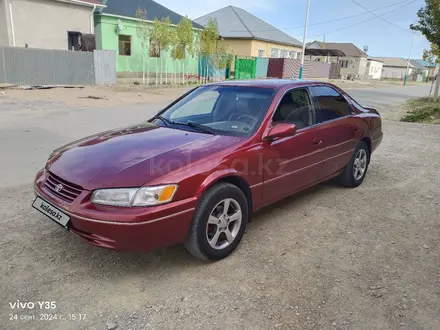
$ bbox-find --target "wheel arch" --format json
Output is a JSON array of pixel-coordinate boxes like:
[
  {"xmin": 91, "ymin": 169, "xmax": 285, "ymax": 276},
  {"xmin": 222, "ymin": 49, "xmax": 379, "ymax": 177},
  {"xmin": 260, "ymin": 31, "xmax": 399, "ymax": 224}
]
[
  {"xmin": 360, "ymin": 136, "xmax": 372, "ymax": 157},
  {"xmin": 197, "ymin": 172, "xmax": 253, "ymax": 221}
]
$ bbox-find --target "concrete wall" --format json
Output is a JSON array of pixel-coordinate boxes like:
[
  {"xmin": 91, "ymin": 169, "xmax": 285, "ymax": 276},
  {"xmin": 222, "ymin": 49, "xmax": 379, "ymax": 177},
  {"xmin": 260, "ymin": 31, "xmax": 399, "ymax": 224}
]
[
  {"xmin": 95, "ymin": 14, "xmax": 200, "ymax": 75},
  {"xmin": 381, "ymin": 66, "xmax": 412, "ymax": 80},
  {"xmin": 366, "ymin": 60, "xmax": 383, "ymax": 79},
  {"xmin": 9, "ymin": 0, "xmax": 93, "ymax": 49},
  {"xmin": 0, "ymin": 0, "xmax": 11, "ymax": 46}
]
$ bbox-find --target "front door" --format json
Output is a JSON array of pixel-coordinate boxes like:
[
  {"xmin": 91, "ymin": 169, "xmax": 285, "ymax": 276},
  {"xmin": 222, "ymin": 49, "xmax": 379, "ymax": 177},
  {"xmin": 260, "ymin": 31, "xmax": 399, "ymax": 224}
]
[{"xmin": 261, "ymin": 88, "xmax": 324, "ymax": 204}]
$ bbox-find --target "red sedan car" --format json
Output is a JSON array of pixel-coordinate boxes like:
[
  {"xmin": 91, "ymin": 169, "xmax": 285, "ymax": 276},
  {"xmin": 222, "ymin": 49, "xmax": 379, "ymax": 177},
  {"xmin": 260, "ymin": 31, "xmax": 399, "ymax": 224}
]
[{"xmin": 33, "ymin": 80, "xmax": 383, "ymax": 260}]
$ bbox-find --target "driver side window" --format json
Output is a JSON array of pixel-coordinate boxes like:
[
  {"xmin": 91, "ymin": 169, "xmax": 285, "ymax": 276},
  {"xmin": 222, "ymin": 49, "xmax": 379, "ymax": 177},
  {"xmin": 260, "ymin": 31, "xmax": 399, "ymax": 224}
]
[{"xmin": 273, "ymin": 89, "xmax": 315, "ymax": 130}]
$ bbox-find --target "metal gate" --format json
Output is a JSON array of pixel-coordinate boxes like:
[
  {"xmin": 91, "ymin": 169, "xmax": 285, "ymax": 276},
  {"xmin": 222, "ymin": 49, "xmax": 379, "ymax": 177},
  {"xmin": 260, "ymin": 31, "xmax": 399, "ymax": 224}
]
[
  {"xmin": 94, "ymin": 50, "xmax": 116, "ymax": 85},
  {"xmin": 234, "ymin": 56, "xmax": 256, "ymax": 80}
]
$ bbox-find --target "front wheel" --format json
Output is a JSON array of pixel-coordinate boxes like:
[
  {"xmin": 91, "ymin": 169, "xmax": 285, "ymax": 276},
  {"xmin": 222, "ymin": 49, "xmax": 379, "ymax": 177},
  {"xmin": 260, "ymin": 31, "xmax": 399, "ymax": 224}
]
[
  {"xmin": 184, "ymin": 183, "xmax": 248, "ymax": 261},
  {"xmin": 338, "ymin": 141, "xmax": 370, "ymax": 188}
]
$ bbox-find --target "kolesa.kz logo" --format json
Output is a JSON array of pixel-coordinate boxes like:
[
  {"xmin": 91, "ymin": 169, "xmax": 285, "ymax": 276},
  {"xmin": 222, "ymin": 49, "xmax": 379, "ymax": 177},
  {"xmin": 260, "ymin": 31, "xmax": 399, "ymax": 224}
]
[{"xmin": 40, "ymin": 202, "xmax": 64, "ymax": 221}]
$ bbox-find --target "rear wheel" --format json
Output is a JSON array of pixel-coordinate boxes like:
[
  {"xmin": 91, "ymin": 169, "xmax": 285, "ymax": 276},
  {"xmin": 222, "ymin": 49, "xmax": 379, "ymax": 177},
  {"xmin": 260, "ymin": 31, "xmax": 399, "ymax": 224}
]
[
  {"xmin": 184, "ymin": 183, "xmax": 248, "ymax": 261},
  {"xmin": 338, "ymin": 141, "xmax": 370, "ymax": 188}
]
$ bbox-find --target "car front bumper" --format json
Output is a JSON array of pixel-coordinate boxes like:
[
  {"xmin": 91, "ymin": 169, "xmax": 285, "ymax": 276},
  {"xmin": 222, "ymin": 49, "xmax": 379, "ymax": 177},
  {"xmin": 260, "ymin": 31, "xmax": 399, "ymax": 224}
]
[{"xmin": 33, "ymin": 169, "xmax": 197, "ymax": 251}]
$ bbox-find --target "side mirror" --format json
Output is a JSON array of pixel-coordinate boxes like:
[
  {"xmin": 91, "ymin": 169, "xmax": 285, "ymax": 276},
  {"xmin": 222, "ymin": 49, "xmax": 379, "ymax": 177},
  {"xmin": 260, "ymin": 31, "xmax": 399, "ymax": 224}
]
[{"xmin": 264, "ymin": 123, "xmax": 297, "ymax": 140}]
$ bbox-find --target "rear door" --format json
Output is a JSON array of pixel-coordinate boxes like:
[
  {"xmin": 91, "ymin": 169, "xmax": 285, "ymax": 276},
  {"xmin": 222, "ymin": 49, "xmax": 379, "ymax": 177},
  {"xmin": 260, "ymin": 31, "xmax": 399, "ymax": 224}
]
[{"xmin": 309, "ymin": 85, "xmax": 360, "ymax": 178}]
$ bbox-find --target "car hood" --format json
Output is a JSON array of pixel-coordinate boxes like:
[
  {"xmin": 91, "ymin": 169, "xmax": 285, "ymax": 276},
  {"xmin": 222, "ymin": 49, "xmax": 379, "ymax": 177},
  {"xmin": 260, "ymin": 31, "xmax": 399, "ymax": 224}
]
[{"xmin": 47, "ymin": 123, "xmax": 242, "ymax": 190}]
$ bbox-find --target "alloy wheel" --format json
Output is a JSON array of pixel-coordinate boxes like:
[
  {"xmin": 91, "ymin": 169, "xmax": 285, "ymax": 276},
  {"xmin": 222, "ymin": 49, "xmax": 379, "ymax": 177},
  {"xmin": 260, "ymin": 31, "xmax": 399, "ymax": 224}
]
[
  {"xmin": 353, "ymin": 149, "xmax": 368, "ymax": 181},
  {"xmin": 206, "ymin": 198, "xmax": 242, "ymax": 250}
]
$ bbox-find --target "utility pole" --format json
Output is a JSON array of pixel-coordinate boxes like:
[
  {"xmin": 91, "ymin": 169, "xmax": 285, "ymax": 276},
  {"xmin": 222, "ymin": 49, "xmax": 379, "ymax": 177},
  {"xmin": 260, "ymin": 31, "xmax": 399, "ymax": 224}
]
[
  {"xmin": 404, "ymin": 32, "xmax": 415, "ymax": 86},
  {"xmin": 323, "ymin": 34, "xmax": 328, "ymax": 62},
  {"xmin": 299, "ymin": 0, "xmax": 311, "ymax": 79},
  {"xmin": 434, "ymin": 63, "xmax": 440, "ymax": 101}
]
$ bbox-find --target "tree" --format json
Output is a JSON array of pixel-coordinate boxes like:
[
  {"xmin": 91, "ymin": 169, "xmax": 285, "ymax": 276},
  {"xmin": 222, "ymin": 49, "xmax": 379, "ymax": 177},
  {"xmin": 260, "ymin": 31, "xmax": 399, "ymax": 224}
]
[
  {"xmin": 422, "ymin": 44, "xmax": 440, "ymax": 63},
  {"xmin": 200, "ymin": 18, "xmax": 221, "ymax": 83},
  {"xmin": 211, "ymin": 40, "xmax": 230, "ymax": 81},
  {"xmin": 410, "ymin": 0, "xmax": 440, "ymax": 98},
  {"xmin": 150, "ymin": 17, "xmax": 173, "ymax": 85},
  {"xmin": 135, "ymin": 8, "xmax": 150, "ymax": 85},
  {"xmin": 172, "ymin": 17, "xmax": 194, "ymax": 84}
]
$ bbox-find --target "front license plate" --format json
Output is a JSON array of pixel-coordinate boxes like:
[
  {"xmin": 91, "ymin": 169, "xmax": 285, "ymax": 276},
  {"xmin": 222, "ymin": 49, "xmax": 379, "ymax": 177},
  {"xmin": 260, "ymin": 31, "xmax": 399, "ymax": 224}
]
[{"xmin": 32, "ymin": 197, "xmax": 70, "ymax": 228}]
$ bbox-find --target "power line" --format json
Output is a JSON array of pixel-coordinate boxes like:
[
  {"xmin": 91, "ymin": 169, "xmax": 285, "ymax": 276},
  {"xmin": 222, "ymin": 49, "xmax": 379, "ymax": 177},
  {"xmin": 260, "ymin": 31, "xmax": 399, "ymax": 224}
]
[
  {"xmin": 226, "ymin": 0, "xmax": 416, "ymax": 33},
  {"xmin": 303, "ymin": 0, "xmax": 419, "ymax": 40},
  {"xmin": 351, "ymin": 0, "xmax": 414, "ymax": 32}
]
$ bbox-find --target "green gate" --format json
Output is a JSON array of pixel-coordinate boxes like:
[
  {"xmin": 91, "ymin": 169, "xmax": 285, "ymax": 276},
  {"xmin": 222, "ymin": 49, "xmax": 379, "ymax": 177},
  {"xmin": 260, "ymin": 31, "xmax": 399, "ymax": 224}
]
[{"xmin": 234, "ymin": 56, "xmax": 256, "ymax": 80}]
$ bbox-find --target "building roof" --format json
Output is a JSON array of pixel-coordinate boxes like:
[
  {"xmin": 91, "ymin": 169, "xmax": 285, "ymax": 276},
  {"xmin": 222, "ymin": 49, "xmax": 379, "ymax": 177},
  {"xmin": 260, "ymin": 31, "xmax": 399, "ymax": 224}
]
[
  {"xmin": 305, "ymin": 48, "xmax": 345, "ymax": 56},
  {"xmin": 371, "ymin": 57, "xmax": 414, "ymax": 68},
  {"xmin": 410, "ymin": 59, "xmax": 428, "ymax": 70},
  {"xmin": 307, "ymin": 41, "xmax": 368, "ymax": 57},
  {"xmin": 367, "ymin": 58, "xmax": 383, "ymax": 63},
  {"xmin": 56, "ymin": 0, "xmax": 105, "ymax": 7},
  {"xmin": 99, "ymin": 0, "xmax": 204, "ymax": 29},
  {"xmin": 414, "ymin": 59, "xmax": 436, "ymax": 68},
  {"xmin": 194, "ymin": 6, "xmax": 302, "ymax": 47}
]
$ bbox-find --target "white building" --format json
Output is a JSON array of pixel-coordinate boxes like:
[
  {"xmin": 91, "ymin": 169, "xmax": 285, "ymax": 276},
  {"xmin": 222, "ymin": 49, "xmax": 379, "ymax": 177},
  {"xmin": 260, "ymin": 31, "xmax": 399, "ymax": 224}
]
[
  {"xmin": 372, "ymin": 57, "xmax": 415, "ymax": 80},
  {"xmin": 366, "ymin": 59, "xmax": 383, "ymax": 80}
]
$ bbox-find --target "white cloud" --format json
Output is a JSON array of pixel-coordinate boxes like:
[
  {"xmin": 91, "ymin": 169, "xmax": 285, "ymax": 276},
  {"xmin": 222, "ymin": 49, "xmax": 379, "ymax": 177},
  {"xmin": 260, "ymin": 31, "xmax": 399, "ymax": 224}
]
[{"xmin": 157, "ymin": 0, "xmax": 281, "ymax": 20}]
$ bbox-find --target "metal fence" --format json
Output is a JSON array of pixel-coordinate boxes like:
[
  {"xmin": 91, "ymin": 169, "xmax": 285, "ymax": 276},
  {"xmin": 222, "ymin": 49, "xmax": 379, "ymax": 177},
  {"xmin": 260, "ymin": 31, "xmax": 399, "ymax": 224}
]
[{"xmin": 0, "ymin": 46, "xmax": 116, "ymax": 85}]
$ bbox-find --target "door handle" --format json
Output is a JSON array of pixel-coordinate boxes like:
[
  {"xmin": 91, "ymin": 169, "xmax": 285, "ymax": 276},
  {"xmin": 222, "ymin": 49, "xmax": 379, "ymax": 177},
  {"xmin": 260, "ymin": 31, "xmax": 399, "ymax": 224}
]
[{"xmin": 312, "ymin": 138, "xmax": 323, "ymax": 146}]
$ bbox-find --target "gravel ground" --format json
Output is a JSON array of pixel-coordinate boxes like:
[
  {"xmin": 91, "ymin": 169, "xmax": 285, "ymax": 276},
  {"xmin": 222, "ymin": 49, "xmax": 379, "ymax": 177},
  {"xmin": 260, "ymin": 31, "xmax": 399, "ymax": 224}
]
[{"xmin": 1, "ymin": 85, "xmax": 439, "ymax": 330}]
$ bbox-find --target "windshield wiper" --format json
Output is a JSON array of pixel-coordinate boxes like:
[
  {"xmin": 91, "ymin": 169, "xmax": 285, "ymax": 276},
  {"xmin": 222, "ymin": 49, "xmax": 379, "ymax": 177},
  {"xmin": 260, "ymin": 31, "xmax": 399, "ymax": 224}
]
[
  {"xmin": 154, "ymin": 115, "xmax": 172, "ymax": 127},
  {"xmin": 185, "ymin": 121, "xmax": 216, "ymax": 135},
  {"xmin": 154, "ymin": 116, "xmax": 215, "ymax": 135}
]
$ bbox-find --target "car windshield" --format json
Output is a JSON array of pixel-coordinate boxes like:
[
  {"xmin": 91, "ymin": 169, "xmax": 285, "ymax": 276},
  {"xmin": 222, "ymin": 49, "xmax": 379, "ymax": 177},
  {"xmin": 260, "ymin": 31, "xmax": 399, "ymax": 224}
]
[{"xmin": 152, "ymin": 85, "xmax": 275, "ymax": 136}]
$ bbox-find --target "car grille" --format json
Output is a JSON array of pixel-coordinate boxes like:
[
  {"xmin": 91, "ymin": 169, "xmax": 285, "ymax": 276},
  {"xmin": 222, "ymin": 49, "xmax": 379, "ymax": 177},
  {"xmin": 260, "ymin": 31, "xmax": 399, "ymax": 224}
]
[{"xmin": 44, "ymin": 171, "xmax": 83, "ymax": 203}]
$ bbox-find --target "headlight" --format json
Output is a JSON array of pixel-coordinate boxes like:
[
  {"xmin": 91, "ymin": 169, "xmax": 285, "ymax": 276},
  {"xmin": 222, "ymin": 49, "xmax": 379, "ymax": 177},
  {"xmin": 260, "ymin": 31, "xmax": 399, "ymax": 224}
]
[{"xmin": 91, "ymin": 185, "xmax": 178, "ymax": 207}]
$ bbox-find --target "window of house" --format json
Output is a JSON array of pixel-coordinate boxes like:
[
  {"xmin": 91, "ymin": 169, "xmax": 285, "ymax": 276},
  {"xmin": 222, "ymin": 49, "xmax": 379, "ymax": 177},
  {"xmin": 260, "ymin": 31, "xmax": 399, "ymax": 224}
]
[
  {"xmin": 310, "ymin": 86, "xmax": 352, "ymax": 122},
  {"xmin": 271, "ymin": 48, "xmax": 280, "ymax": 58},
  {"xmin": 258, "ymin": 49, "xmax": 264, "ymax": 57},
  {"xmin": 273, "ymin": 89, "xmax": 314, "ymax": 129},
  {"xmin": 289, "ymin": 51, "xmax": 297, "ymax": 59},
  {"xmin": 118, "ymin": 35, "xmax": 131, "ymax": 56},
  {"xmin": 340, "ymin": 60, "xmax": 348, "ymax": 68},
  {"xmin": 68, "ymin": 31, "xmax": 81, "ymax": 51},
  {"xmin": 149, "ymin": 40, "xmax": 160, "ymax": 58},
  {"xmin": 280, "ymin": 49, "xmax": 288, "ymax": 58}
]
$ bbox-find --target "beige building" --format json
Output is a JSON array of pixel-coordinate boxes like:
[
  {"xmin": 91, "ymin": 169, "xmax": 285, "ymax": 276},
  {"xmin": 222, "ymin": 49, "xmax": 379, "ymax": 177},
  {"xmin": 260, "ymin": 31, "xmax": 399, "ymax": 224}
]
[
  {"xmin": 195, "ymin": 5, "xmax": 302, "ymax": 59},
  {"xmin": 0, "ymin": 0, "xmax": 104, "ymax": 50}
]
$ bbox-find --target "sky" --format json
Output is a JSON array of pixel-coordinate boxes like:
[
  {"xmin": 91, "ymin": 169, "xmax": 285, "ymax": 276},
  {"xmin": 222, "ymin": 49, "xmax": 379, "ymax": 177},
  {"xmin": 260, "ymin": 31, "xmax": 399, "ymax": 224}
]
[{"xmin": 157, "ymin": 0, "xmax": 431, "ymax": 59}]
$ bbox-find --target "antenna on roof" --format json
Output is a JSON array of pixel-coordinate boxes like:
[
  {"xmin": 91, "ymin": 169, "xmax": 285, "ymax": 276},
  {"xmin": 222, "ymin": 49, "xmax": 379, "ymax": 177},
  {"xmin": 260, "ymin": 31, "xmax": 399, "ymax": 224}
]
[{"xmin": 363, "ymin": 45, "xmax": 368, "ymax": 53}]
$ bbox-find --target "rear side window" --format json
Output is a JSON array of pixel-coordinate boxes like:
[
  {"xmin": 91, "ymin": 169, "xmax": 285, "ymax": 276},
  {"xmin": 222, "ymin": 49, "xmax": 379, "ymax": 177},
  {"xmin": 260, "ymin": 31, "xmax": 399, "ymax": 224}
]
[{"xmin": 310, "ymin": 86, "xmax": 351, "ymax": 122}]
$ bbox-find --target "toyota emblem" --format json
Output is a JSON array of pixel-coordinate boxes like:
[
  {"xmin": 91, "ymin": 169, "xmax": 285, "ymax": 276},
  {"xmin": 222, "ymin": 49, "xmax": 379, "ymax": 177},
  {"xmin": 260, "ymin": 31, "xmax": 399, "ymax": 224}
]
[{"xmin": 54, "ymin": 184, "xmax": 63, "ymax": 192}]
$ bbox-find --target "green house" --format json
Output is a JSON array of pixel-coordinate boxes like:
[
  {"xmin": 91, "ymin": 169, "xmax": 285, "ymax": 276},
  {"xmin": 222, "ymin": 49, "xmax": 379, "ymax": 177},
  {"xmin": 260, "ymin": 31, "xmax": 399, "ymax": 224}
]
[{"xmin": 94, "ymin": 0, "xmax": 203, "ymax": 78}]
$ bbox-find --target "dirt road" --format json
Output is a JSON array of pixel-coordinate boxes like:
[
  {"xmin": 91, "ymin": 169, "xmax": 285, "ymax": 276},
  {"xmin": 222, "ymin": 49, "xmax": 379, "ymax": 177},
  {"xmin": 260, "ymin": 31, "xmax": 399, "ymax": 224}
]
[{"xmin": 1, "ymin": 84, "xmax": 439, "ymax": 330}]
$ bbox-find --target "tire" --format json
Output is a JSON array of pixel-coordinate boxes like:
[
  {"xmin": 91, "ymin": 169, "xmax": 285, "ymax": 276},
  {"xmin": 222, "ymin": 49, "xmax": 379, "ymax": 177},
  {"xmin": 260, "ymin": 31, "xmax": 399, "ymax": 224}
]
[
  {"xmin": 184, "ymin": 183, "xmax": 249, "ymax": 261},
  {"xmin": 338, "ymin": 140, "xmax": 370, "ymax": 188}
]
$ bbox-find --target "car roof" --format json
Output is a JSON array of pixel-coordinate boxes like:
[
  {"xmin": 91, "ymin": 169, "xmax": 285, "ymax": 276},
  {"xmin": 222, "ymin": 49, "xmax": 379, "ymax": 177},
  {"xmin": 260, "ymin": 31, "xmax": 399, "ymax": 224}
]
[{"xmin": 204, "ymin": 79, "xmax": 333, "ymax": 90}]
